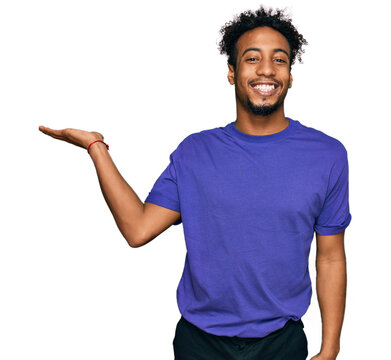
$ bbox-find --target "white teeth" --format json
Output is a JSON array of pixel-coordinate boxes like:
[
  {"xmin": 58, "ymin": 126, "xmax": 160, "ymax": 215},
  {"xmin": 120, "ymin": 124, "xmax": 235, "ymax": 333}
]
[{"xmin": 254, "ymin": 84, "xmax": 275, "ymax": 91}]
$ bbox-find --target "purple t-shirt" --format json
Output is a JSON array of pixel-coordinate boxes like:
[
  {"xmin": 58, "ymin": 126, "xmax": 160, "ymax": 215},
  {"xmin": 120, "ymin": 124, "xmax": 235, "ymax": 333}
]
[{"xmin": 145, "ymin": 117, "xmax": 352, "ymax": 337}]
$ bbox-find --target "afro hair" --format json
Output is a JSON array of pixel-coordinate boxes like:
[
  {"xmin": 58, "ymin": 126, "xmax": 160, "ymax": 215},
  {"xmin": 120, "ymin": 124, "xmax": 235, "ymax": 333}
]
[{"xmin": 218, "ymin": 5, "xmax": 308, "ymax": 71}]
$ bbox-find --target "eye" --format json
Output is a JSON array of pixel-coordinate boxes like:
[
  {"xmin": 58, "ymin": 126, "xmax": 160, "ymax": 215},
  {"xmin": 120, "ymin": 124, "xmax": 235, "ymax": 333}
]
[
  {"xmin": 246, "ymin": 57, "xmax": 258, "ymax": 62},
  {"xmin": 274, "ymin": 58, "xmax": 286, "ymax": 63}
]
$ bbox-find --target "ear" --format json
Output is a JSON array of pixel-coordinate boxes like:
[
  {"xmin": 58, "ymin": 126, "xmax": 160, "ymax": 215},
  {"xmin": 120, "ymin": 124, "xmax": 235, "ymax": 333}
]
[
  {"xmin": 227, "ymin": 63, "xmax": 235, "ymax": 85},
  {"xmin": 288, "ymin": 73, "xmax": 293, "ymax": 88}
]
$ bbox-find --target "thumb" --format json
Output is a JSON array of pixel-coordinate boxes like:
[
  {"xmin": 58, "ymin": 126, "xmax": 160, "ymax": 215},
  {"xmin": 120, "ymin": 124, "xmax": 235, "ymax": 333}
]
[{"xmin": 91, "ymin": 131, "xmax": 104, "ymax": 140}]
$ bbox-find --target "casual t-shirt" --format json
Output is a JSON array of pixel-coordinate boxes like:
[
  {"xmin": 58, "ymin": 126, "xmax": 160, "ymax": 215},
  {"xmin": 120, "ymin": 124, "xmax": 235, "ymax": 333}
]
[{"xmin": 144, "ymin": 117, "xmax": 352, "ymax": 338}]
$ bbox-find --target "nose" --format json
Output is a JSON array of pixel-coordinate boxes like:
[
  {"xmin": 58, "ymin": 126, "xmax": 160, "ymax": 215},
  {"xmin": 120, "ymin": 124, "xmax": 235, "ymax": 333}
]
[{"xmin": 256, "ymin": 58, "xmax": 276, "ymax": 77}]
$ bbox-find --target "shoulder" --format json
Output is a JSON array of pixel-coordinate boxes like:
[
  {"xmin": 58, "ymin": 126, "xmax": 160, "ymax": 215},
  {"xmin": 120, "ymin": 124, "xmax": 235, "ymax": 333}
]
[
  {"xmin": 173, "ymin": 124, "xmax": 226, "ymax": 154},
  {"xmin": 295, "ymin": 120, "xmax": 348, "ymax": 160}
]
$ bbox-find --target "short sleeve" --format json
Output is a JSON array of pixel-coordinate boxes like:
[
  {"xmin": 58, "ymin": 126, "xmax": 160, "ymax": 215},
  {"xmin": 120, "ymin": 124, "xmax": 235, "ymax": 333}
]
[
  {"xmin": 314, "ymin": 144, "xmax": 352, "ymax": 235},
  {"xmin": 144, "ymin": 150, "xmax": 182, "ymax": 226}
]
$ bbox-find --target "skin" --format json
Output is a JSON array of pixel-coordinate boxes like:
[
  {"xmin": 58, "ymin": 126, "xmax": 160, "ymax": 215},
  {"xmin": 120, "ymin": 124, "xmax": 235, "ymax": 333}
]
[
  {"xmin": 313, "ymin": 231, "xmax": 346, "ymax": 360},
  {"xmin": 227, "ymin": 26, "xmax": 293, "ymax": 136},
  {"xmin": 228, "ymin": 26, "xmax": 345, "ymax": 360},
  {"xmin": 39, "ymin": 24, "xmax": 345, "ymax": 360},
  {"xmin": 38, "ymin": 126, "xmax": 181, "ymax": 248}
]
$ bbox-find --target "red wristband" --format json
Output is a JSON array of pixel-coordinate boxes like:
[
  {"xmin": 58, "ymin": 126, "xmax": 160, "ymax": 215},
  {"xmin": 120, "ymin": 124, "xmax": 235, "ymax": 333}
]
[{"xmin": 87, "ymin": 139, "xmax": 109, "ymax": 154}]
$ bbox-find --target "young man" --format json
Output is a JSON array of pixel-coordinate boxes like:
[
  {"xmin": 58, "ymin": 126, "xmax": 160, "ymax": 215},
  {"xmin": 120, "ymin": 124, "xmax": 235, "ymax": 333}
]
[{"xmin": 39, "ymin": 6, "xmax": 351, "ymax": 360}]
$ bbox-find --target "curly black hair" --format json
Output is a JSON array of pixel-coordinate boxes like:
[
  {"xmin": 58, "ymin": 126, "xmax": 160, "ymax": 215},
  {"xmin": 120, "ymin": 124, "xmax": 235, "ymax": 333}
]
[{"xmin": 218, "ymin": 5, "xmax": 308, "ymax": 71}]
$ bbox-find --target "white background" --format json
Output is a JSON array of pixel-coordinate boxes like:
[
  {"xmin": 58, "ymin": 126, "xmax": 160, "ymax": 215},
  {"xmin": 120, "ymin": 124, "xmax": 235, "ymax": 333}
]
[{"xmin": 0, "ymin": 0, "xmax": 389, "ymax": 359}]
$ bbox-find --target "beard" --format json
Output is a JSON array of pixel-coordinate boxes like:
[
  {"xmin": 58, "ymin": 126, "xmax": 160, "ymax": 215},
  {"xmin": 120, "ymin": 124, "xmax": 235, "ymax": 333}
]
[
  {"xmin": 247, "ymin": 99, "xmax": 279, "ymax": 116},
  {"xmin": 247, "ymin": 96, "xmax": 284, "ymax": 116}
]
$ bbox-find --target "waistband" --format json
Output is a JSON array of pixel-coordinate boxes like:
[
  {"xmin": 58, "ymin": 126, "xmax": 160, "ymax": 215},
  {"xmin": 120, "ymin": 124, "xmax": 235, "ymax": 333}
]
[
  {"xmin": 230, "ymin": 318, "xmax": 304, "ymax": 342},
  {"xmin": 181, "ymin": 316, "xmax": 304, "ymax": 341}
]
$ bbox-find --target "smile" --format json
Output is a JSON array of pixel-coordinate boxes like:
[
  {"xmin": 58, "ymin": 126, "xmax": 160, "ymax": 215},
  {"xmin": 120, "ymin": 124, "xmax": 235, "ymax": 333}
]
[{"xmin": 250, "ymin": 83, "xmax": 280, "ymax": 97}]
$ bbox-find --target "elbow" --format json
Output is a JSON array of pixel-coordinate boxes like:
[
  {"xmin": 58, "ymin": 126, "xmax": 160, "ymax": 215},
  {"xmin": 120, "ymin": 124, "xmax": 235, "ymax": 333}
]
[
  {"xmin": 126, "ymin": 231, "xmax": 147, "ymax": 248},
  {"xmin": 128, "ymin": 233, "xmax": 155, "ymax": 248},
  {"xmin": 126, "ymin": 235, "xmax": 142, "ymax": 248},
  {"xmin": 128, "ymin": 239, "xmax": 144, "ymax": 248},
  {"xmin": 127, "ymin": 238, "xmax": 138, "ymax": 248},
  {"xmin": 119, "ymin": 220, "xmax": 146, "ymax": 248}
]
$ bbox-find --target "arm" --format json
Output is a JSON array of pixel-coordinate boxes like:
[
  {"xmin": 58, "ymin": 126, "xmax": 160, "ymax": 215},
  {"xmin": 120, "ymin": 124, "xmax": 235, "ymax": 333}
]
[
  {"xmin": 88, "ymin": 142, "xmax": 181, "ymax": 247},
  {"xmin": 313, "ymin": 230, "xmax": 347, "ymax": 359},
  {"xmin": 39, "ymin": 126, "xmax": 181, "ymax": 248}
]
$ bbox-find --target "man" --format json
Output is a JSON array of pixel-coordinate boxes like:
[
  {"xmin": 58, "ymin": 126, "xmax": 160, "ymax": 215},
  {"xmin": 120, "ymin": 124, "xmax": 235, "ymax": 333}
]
[{"xmin": 39, "ymin": 5, "xmax": 351, "ymax": 360}]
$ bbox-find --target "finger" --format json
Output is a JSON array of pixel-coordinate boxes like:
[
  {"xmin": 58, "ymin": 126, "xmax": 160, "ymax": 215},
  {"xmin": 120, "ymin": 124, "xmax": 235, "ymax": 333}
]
[
  {"xmin": 39, "ymin": 126, "xmax": 66, "ymax": 140},
  {"xmin": 39, "ymin": 126, "xmax": 87, "ymax": 149}
]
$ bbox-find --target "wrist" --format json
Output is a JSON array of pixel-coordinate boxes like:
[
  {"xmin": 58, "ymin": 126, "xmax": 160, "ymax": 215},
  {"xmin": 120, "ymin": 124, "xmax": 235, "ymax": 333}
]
[
  {"xmin": 87, "ymin": 139, "xmax": 109, "ymax": 155},
  {"xmin": 320, "ymin": 348, "xmax": 339, "ymax": 359}
]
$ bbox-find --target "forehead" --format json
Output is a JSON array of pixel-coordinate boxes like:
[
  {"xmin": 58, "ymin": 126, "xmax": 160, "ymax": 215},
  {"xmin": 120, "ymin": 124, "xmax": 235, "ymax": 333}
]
[{"xmin": 235, "ymin": 26, "xmax": 290, "ymax": 55}]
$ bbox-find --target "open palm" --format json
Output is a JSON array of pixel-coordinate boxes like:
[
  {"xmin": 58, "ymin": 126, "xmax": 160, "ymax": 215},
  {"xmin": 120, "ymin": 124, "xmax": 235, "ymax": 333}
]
[{"xmin": 39, "ymin": 126, "xmax": 103, "ymax": 150}]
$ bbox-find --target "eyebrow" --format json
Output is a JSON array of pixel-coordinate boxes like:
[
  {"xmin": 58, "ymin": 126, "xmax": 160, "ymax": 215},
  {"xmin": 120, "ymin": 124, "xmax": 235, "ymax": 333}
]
[{"xmin": 241, "ymin": 47, "xmax": 290, "ymax": 59}]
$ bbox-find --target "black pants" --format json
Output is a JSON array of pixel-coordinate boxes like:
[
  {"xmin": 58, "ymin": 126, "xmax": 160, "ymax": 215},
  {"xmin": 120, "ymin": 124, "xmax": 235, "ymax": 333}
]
[{"xmin": 173, "ymin": 316, "xmax": 308, "ymax": 360}]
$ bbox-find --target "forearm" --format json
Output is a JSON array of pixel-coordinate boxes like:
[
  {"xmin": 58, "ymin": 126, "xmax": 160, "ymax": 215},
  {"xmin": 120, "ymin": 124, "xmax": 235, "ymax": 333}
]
[
  {"xmin": 315, "ymin": 258, "xmax": 347, "ymax": 358},
  {"xmin": 88, "ymin": 142, "xmax": 144, "ymax": 246}
]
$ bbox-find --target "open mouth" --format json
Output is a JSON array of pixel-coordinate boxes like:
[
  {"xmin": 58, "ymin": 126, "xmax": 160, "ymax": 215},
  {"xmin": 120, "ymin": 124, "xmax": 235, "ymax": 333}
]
[{"xmin": 250, "ymin": 82, "xmax": 280, "ymax": 97}]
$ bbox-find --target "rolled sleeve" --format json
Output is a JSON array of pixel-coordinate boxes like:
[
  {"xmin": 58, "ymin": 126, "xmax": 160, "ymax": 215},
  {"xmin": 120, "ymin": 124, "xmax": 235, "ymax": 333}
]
[
  {"xmin": 314, "ymin": 144, "xmax": 352, "ymax": 235},
  {"xmin": 145, "ymin": 151, "xmax": 182, "ymax": 226}
]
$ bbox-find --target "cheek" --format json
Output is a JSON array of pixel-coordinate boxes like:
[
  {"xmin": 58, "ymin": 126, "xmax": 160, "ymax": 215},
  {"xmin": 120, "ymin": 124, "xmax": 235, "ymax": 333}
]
[
  {"xmin": 238, "ymin": 75, "xmax": 252, "ymax": 91},
  {"xmin": 279, "ymin": 78, "xmax": 290, "ymax": 91},
  {"xmin": 236, "ymin": 77, "xmax": 248, "ymax": 92}
]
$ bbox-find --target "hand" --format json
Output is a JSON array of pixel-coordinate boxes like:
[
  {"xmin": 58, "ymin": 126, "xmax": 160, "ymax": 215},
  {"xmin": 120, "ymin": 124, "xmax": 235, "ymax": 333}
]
[
  {"xmin": 39, "ymin": 126, "xmax": 104, "ymax": 150},
  {"xmin": 310, "ymin": 352, "xmax": 337, "ymax": 360}
]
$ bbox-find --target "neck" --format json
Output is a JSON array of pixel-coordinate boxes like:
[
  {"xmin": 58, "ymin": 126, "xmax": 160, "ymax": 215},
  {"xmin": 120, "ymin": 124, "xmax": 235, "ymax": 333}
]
[{"xmin": 234, "ymin": 102, "xmax": 288, "ymax": 136}]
